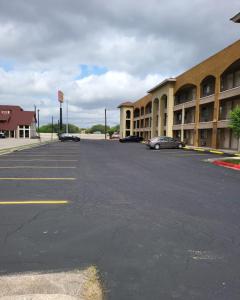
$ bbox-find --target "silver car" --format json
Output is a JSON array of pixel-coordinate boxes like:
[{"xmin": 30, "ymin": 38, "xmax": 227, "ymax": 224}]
[{"xmin": 147, "ymin": 136, "xmax": 185, "ymax": 150}]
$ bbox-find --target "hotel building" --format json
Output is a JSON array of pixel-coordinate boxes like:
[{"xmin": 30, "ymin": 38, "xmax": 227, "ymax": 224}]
[{"xmin": 118, "ymin": 39, "xmax": 240, "ymax": 151}]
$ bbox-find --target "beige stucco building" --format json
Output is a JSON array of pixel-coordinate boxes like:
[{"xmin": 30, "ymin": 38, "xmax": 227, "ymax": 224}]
[{"xmin": 118, "ymin": 39, "xmax": 240, "ymax": 151}]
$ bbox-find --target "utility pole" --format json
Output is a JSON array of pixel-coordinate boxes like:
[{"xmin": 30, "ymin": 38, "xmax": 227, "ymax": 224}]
[
  {"xmin": 60, "ymin": 102, "xmax": 63, "ymax": 131},
  {"xmin": 66, "ymin": 99, "xmax": 69, "ymax": 134},
  {"xmin": 37, "ymin": 109, "xmax": 40, "ymax": 133},
  {"xmin": 51, "ymin": 116, "xmax": 54, "ymax": 140},
  {"xmin": 105, "ymin": 108, "xmax": 107, "ymax": 140}
]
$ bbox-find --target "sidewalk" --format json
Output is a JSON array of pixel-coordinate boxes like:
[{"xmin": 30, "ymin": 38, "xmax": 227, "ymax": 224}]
[{"xmin": 0, "ymin": 134, "xmax": 58, "ymax": 154}]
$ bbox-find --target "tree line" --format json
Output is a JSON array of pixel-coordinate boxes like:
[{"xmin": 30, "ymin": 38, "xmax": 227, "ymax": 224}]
[{"xmin": 39, "ymin": 123, "xmax": 120, "ymax": 135}]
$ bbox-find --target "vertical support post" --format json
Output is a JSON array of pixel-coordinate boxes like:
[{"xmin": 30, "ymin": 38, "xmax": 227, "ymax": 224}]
[
  {"xmin": 66, "ymin": 99, "xmax": 69, "ymax": 134},
  {"xmin": 37, "ymin": 109, "xmax": 40, "ymax": 133},
  {"xmin": 60, "ymin": 103, "xmax": 63, "ymax": 131},
  {"xmin": 105, "ymin": 108, "xmax": 107, "ymax": 140},
  {"xmin": 51, "ymin": 116, "xmax": 54, "ymax": 140}
]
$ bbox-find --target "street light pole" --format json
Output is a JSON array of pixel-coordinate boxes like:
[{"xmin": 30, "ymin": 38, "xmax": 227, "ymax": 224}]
[
  {"xmin": 60, "ymin": 102, "xmax": 63, "ymax": 132},
  {"xmin": 105, "ymin": 108, "xmax": 107, "ymax": 140},
  {"xmin": 37, "ymin": 109, "xmax": 40, "ymax": 133},
  {"xmin": 66, "ymin": 99, "xmax": 69, "ymax": 134},
  {"xmin": 51, "ymin": 116, "xmax": 54, "ymax": 140}
]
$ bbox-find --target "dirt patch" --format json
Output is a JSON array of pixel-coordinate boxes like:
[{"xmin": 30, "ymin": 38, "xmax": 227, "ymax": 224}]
[{"xmin": 0, "ymin": 267, "xmax": 103, "ymax": 300}]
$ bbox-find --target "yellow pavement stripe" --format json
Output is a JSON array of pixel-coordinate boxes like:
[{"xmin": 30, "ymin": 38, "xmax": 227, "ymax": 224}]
[
  {"xmin": 0, "ymin": 166, "xmax": 76, "ymax": 169},
  {"xmin": 0, "ymin": 177, "xmax": 76, "ymax": 180},
  {"xmin": 0, "ymin": 159, "xmax": 78, "ymax": 162},
  {"xmin": 0, "ymin": 200, "xmax": 69, "ymax": 205},
  {"xmin": 11, "ymin": 155, "xmax": 77, "ymax": 157},
  {"xmin": 209, "ymin": 150, "xmax": 224, "ymax": 155}
]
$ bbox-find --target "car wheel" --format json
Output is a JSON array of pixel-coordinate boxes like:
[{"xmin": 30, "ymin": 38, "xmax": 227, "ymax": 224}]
[
  {"xmin": 178, "ymin": 143, "xmax": 183, "ymax": 149},
  {"xmin": 154, "ymin": 144, "xmax": 160, "ymax": 150}
]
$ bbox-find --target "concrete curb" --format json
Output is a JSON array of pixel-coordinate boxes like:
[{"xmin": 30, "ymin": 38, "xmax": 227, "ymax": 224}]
[{"xmin": 183, "ymin": 146, "xmax": 239, "ymax": 156}]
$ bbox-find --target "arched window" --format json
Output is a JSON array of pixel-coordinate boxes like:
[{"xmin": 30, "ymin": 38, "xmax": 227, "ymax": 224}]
[
  {"xmin": 200, "ymin": 76, "xmax": 215, "ymax": 97},
  {"xmin": 134, "ymin": 108, "xmax": 140, "ymax": 118},
  {"xmin": 126, "ymin": 110, "xmax": 131, "ymax": 119},
  {"xmin": 175, "ymin": 84, "xmax": 196, "ymax": 105},
  {"xmin": 221, "ymin": 59, "xmax": 240, "ymax": 91},
  {"xmin": 145, "ymin": 102, "xmax": 152, "ymax": 114}
]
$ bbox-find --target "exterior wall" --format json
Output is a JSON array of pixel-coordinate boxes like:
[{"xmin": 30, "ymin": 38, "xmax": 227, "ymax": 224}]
[
  {"xmin": 119, "ymin": 106, "xmax": 134, "ymax": 138},
  {"xmin": 150, "ymin": 82, "xmax": 175, "ymax": 138},
  {"xmin": 173, "ymin": 40, "xmax": 240, "ymax": 148},
  {"xmin": 118, "ymin": 39, "xmax": 240, "ymax": 150}
]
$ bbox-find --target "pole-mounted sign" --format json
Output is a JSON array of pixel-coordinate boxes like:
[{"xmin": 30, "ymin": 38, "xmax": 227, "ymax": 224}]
[
  {"xmin": 58, "ymin": 90, "xmax": 64, "ymax": 131},
  {"xmin": 58, "ymin": 90, "xmax": 64, "ymax": 103}
]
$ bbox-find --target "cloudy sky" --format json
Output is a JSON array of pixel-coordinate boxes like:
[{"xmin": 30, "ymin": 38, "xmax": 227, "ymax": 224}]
[{"xmin": 0, "ymin": 0, "xmax": 239, "ymax": 127}]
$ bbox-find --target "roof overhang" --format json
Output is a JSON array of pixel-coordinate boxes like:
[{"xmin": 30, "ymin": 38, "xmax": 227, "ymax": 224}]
[
  {"xmin": 117, "ymin": 102, "xmax": 134, "ymax": 108},
  {"xmin": 230, "ymin": 12, "xmax": 240, "ymax": 23},
  {"xmin": 147, "ymin": 78, "xmax": 176, "ymax": 93}
]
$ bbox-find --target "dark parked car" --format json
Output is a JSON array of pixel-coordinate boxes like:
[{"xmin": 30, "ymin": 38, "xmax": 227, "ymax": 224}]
[
  {"xmin": 59, "ymin": 133, "xmax": 80, "ymax": 142},
  {"xmin": 0, "ymin": 132, "xmax": 6, "ymax": 139},
  {"xmin": 147, "ymin": 136, "xmax": 185, "ymax": 150},
  {"xmin": 119, "ymin": 135, "xmax": 143, "ymax": 143}
]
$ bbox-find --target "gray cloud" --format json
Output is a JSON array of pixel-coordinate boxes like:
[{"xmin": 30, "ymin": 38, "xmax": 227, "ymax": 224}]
[{"xmin": 0, "ymin": 0, "xmax": 239, "ymax": 126}]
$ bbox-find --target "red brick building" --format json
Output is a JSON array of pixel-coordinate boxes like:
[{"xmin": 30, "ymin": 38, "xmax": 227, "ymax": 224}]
[{"xmin": 0, "ymin": 105, "xmax": 37, "ymax": 138}]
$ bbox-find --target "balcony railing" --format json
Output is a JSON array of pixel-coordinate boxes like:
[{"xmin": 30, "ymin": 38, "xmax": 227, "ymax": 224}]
[{"xmin": 220, "ymin": 86, "xmax": 240, "ymax": 100}]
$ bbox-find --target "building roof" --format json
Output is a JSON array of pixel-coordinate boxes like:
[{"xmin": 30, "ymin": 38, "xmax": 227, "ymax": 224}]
[
  {"xmin": 147, "ymin": 78, "xmax": 176, "ymax": 93},
  {"xmin": 117, "ymin": 101, "xmax": 134, "ymax": 108},
  {"xmin": 0, "ymin": 105, "xmax": 36, "ymax": 131},
  {"xmin": 231, "ymin": 12, "xmax": 240, "ymax": 23}
]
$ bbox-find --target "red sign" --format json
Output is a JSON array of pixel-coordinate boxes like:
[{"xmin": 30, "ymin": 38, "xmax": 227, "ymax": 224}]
[{"xmin": 58, "ymin": 90, "xmax": 64, "ymax": 103}]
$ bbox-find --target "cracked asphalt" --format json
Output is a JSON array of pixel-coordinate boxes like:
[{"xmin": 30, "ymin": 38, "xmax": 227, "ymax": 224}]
[{"xmin": 0, "ymin": 140, "xmax": 239, "ymax": 300}]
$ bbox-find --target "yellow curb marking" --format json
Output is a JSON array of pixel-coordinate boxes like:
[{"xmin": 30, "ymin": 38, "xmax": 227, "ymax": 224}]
[
  {"xmin": 0, "ymin": 178, "xmax": 76, "ymax": 180},
  {"xmin": 0, "ymin": 200, "xmax": 69, "ymax": 205},
  {"xmin": 209, "ymin": 150, "xmax": 224, "ymax": 155}
]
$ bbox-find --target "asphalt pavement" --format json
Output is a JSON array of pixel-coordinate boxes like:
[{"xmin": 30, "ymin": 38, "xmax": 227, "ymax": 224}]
[{"xmin": 0, "ymin": 140, "xmax": 239, "ymax": 300}]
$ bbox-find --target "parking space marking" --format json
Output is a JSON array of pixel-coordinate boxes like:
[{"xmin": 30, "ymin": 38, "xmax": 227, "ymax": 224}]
[
  {"xmin": 0, "ymin": 200, "xmax": 69, "ymax": 205},
  {"xmin": 0, "ymin": 166, "xmax": 76, "ymax": 169},
  {"xmin": 7, "ymin": 153, "xmax": 79, "ymax": 158},
  {"xmin": 0, "ymin": 177, "xmax": 76, "ymax": 180},
  {"xmin": 0, "ymin": 159, "xmax": 78, "ymax": 162}
]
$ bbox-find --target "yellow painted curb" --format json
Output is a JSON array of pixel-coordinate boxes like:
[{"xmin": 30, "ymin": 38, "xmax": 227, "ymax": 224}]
[{"xmin": 210, "ymin": 150, "xmax": 224, "ymax": 155}]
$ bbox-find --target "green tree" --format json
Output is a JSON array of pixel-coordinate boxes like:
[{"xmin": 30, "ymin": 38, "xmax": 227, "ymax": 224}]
[
  {"xmin": 88, "ymin": 124, "xmax": 110, "ymax": 134},
  {"xmin": 39, "ymin": 123, "xmax": 80, "ymax": 133},
  {"xmin": 108, "ymin": 124, "xmax": 120, "ymax": 136},
  {"xmin": 229, "ymin": 106, "xmax": 240, "ymax": 151}
]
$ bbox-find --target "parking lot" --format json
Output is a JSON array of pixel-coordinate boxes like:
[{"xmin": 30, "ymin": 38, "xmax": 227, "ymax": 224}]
[{"xmin": 0, "ymin": 140, "xmax": 239, "ymax": 300}]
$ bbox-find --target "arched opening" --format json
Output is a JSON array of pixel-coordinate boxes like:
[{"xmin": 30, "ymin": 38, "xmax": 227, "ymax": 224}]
[
  {"xmin": 134, "ymin": 108, "xmax": 140, "ymax": 118},
  {"xmin": 126, "ymin": 110, "xmax": 131, "ymax": 119},
  {"xmin": 145, "ymin": 102, "xmax": 152, "ymax": 114},
  {"xmin": 152, "ymin": 98, "xmax": 159, "ymax": 137},
  {"xmin": 221, "ymin": 59, "xmax": 240, "ymax": 91},
  {"xmin": 161, "ymin": 95, "xmax": 168, "ymax": 129},
  {"xmin": 140, "ymin": 107, "xmax": 144, "ymax": 116},
  {"xmin": 200, "ymin": 75, "xmax": 216, "ymax": 97},
  {"xmin": 175, "ymin": 84, "xmax": 196, "ymax": 105}
]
